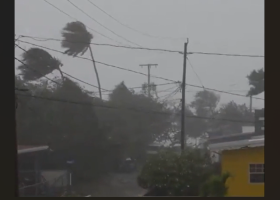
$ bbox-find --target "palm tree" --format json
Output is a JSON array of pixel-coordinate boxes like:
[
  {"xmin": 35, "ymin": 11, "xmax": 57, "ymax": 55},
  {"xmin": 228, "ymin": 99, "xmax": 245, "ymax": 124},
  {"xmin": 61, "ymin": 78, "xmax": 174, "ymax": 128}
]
[
  {"xmin": 247, "ymin": 68, "xmax": 264, "ymax": 96},
  {"xmin": 247, "ymin": 68, "xmax": 264, "ymax": 112},
  {"xmin": 18, "ymin": 48, "xmax": 64, "ymax": 81},
  {"xmin": 61, "ymin": 21, "xmax": 102, "ymax": 99}
]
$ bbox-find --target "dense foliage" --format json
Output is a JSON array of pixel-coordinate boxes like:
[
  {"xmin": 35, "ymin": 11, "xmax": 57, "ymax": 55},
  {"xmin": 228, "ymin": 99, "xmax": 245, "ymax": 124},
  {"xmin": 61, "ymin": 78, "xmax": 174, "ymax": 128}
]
[
  {"xmin": 137, "ymin": 148, "xmax": 219, "ymax": 196},
  {"xmin": 200, "ymin": 172, "xmax": 231, "ymax": 197},
  {"xmin": 18, "ymin": 48, "xmax": 64, "ymax": 81},
  {"xmin": 15, "ymin": 75, "xmax": 172, "ymax": 180}
]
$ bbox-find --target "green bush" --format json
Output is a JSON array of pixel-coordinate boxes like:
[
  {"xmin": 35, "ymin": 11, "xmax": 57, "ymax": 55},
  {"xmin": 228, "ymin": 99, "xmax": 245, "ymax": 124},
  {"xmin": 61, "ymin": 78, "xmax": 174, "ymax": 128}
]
[
  {"xmin": 200, "ymin": 172, "xmax": 231, "ymax": 197},
  {"xmin": 138, "ymin": 148, "xmax": 218, "ymax": 196}
]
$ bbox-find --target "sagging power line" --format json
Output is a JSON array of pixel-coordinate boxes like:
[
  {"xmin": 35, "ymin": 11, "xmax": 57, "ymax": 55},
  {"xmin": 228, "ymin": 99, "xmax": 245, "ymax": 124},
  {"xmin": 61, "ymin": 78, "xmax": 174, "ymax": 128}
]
[
  {"xmin": 17, "ymin": 35, "xmax": 183, "ymax": 54},
  {"xmin": 17, "ymin": 34, "xmax": 265, "ymax": 58},
  {"xmin": 159, "ymin": 87, "xmax": 181, "ymax": 103},
  {"xmin": 43, "ymin": 0, "xmax": 123, "ymax": 45},
  {"xmin": 15, "ymin": 40, "xmax": 264, "ymax": 101},
  {"xmin": 15, "ymin": 43, "xmax": 177, "ymax": 94},
  {"xmin": 87, "ymin": 0, "xmax": 186, "ymax": 41},
  {"xmin": 187, "ymin": 58, "xmax": 205, "ymax": 89},
  {"xmin": 67, "ymin": 0, "xmax": 141, "ymax": 47}
]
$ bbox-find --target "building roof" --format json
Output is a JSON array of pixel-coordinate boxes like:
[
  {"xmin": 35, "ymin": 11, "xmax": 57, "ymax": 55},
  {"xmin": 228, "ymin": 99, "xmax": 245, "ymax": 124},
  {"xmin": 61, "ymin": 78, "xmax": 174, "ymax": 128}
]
[
  {"xmin": 208, "ymin": 132, "xmax": 264, "ymax": 151},
  {"xmin": 209, "ymin": 109, "xmax": 264, "ymax": 152},
  {"xmin": 18, "ymin": 145, "xmax": 49, "ymax": 154}
]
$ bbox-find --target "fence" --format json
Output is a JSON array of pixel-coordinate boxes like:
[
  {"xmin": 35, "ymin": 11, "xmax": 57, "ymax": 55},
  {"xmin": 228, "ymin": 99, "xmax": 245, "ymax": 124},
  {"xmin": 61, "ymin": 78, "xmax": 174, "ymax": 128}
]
[{"xmin": 19, "ymin": 171, "xmax": 68, "ymax": 197}]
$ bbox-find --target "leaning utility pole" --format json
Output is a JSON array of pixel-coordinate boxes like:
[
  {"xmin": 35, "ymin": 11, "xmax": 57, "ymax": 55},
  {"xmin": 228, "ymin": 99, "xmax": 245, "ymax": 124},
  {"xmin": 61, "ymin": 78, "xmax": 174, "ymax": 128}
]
[
  {"xmin": 181, "ymin": 39, "xmax": 189, "ymax": 152},
  {"xmin": 139, "ymin": 64, "xmax": 158, "ymax": 98}
]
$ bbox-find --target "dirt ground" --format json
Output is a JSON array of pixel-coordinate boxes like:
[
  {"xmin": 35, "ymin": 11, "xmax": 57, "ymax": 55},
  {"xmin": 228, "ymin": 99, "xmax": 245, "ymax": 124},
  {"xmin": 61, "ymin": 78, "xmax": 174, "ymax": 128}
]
[{"xmin": 73, "ymin": 172, "xmax": 146, "ymax": 197}]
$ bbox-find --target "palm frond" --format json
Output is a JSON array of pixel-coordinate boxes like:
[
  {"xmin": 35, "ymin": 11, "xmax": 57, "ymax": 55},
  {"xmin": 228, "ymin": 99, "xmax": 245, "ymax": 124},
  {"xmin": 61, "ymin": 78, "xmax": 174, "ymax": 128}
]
[
  {"xmin": 18, "ymin": 48, "xmax": 63, "ymax": 81},
  {"xmin": 61, "ymin": 21, "xmax": 93, "ymax": 57}
]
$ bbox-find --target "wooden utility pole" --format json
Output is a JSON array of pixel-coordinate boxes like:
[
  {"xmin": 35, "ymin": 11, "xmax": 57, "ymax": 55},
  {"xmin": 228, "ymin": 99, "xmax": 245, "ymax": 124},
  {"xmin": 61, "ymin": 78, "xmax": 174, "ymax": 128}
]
[
  {"xmin": 139, "ymin": 64, "xmax": 158, "ymax": 98},
  {"xmin": 249, "ymin": 95, "xmax": 253, "ymax": 113},
  {"xmin": 181, "ymin": 39, "xmax": 189, "ymax": 152}
]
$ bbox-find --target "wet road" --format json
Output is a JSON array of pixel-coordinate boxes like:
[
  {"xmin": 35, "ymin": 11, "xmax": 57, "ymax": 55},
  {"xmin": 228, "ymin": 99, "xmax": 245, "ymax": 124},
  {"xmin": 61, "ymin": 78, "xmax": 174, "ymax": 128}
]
[{"xmin": 74, "ymin": 172, "xmax": 146, "ymax": 197}]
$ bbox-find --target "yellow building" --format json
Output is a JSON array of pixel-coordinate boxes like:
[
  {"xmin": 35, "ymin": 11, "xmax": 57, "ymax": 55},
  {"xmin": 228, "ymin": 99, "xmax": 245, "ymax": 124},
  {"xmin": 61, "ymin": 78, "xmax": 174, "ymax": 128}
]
[{"xmin": 209, "ymin": 133, "xmax": 264, "ymax": 197}]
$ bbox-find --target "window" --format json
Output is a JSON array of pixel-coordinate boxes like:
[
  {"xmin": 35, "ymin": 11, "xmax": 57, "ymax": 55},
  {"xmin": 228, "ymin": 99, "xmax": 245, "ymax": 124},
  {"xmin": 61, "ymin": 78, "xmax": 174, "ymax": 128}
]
[{"xmin": 249, "ymin": 164, "xmax": 264, "ymax": 183}]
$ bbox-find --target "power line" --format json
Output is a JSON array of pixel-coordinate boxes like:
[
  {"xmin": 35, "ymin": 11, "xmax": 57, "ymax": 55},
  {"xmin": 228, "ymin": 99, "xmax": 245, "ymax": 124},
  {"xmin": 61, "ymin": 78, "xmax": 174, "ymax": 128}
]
[
  {"xmin": 101, "ymin": 83, "xmax": 180, "ymax": 97},
  {"xmin": 15, "ymin": 44, "xmax": 108, "ymax": 92},
  {"xmin": 186, "ymin": 90, "xmax": 248, "ymax": 93},
  {"xmin": 16, "ymin": 40, "xmax": 180, "ymax": 83},
  {"xmin": 15, "ymin": 35, "xmax": 24, "ymax": 48},
  {"xmin": 156, "ymin": 85, "xmax": 181, "ymax": 94},
  {"xmin": 187, "ymin": 51, "xmax": 264, "ymax": 58},
  {"xmin": 43, "ymin": 0, "xmax": 123, "ymax": 45},
  {"xmin": 17, "ymin": 42, "xmax": 254, "ymax": 101},
  {"xmin": 187, "ymin": 58, "xmax": 205, "ymax": 89},
  {"xmin": 61, "ymin": 71, "xmax": 110, "ymax": 92},
  {"xmin": 159, "ymin": 87, "xmax": 181, "ymax": 103},
  {"xmin": 157, "ymin": 87, "xmax": 179, "ymax": 99},
  {"xmin": 187, "ymin": 83, "xmax": 264, "ymax": 100},
  {"xmin": 101, "ymin": 83, "xmax": 181, "ymax": 97},
  {"xmin": 19, "ymin": 35, "xmax": 182, "ymax": 54},
  {"xmin": 67, "ymin": 0, "xmax": 141, "ymax": 47},
  {"xmin": 16, "ymin": 43, "xmax": 176, "ymax": 93},
  {"xmin": 15, "ymin": 56, "xmax": 63, "ymax": 88},
  {"xmin": 17, "ymin": 35, "xmax": 265, "ymax": 57},
  {"xmin": 16, "ymin": 93, "xmax": 254, "ymax": 124},
  {"xmin": 102, "ymin": 82, "xmax": 177, "ymax": 94},
  {"xmin": 87, "ymin": 0, "xmax": 186, "ymax": 41},
  {"xmin": 15, "ymin": 56, "xmax": 83, "ymax": 94},
  {"xmin": 16, "ymin": 40, "xmax": 264, "ymax": 101}
]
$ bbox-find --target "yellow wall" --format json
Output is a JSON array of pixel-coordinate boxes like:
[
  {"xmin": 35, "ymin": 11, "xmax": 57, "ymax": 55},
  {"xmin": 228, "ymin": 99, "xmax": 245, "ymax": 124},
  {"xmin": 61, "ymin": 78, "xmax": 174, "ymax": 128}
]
[{"xmin": 222, "ymin": 147, "xmax": 264, "ymax": 197}]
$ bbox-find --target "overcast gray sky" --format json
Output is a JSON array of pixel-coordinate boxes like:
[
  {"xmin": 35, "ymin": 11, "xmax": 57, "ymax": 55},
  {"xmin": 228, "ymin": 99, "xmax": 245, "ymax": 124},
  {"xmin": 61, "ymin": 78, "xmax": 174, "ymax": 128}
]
[{"xmin": 15, "ymin": 0, "xmax": 264, "ymax": 109}]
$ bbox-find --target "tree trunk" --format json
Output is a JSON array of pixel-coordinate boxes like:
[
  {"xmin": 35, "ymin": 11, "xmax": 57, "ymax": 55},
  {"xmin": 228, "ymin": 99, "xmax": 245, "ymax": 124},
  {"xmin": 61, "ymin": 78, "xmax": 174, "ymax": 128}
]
[
  {"xmin": 57, "ymin": 68, "xmax": 65, "ymax": 83},
  {"xmin": 89, "ymin": 46, "xmax": 102, "ymax": 100}
]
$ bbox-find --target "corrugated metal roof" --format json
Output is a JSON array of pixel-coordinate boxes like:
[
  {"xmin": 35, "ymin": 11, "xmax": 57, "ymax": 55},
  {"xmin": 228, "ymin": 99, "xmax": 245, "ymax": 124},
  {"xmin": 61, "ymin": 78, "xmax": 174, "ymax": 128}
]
[
  {"xmin": 209, "ymin": 136, "xmax": 264, "ymax": 151},
  {"xmin": 208, "ymin": 131, "xmax": 264, "ymax": 144}
]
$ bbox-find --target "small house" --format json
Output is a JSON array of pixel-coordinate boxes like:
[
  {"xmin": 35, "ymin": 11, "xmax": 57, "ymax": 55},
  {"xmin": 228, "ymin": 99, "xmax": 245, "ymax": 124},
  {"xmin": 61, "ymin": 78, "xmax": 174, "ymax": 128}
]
[{"xmin": 208, "ymin": 109, "xmax": 264, "ymax": 197}]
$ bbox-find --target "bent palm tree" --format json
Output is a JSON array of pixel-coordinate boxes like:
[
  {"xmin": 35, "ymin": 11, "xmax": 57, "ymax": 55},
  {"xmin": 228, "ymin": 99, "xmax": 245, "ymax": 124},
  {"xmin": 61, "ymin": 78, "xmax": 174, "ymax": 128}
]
[
  {"xmin": 61, "ymin": 21, "xmax": 102, "ymax": 99},
  {"xmin": 18, "ymin": 48, "xmax": 64, "ymax": 81}
]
